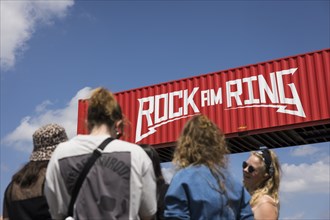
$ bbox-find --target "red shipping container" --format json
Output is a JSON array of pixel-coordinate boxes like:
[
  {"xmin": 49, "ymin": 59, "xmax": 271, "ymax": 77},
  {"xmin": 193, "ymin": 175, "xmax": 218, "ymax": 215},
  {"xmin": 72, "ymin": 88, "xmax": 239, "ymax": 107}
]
[{"xmin": 77, "ymin": 49, "xmax": 330, "ymax": 153}]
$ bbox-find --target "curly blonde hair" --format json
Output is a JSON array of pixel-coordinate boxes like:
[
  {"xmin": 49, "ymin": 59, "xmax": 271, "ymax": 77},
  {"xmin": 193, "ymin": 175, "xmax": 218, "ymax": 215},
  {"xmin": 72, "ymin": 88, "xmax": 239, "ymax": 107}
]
[
  {"xmin": 250, "ymin": 150, "xmax": 281, "ymax": 207},
  {"xmin": 87, "ymin": 87, "xmax": 123, "ymax": 132},
  {"xmin": 173, "ymin": 115, "xmax": 229, "ymax": 184}
]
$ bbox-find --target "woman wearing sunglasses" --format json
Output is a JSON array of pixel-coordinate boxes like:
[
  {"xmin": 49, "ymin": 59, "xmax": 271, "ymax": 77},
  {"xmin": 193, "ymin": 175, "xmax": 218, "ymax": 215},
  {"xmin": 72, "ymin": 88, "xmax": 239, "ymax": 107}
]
[{"xmin": 243, "ymin": 148, "xmax": 281, "ymax": 220}]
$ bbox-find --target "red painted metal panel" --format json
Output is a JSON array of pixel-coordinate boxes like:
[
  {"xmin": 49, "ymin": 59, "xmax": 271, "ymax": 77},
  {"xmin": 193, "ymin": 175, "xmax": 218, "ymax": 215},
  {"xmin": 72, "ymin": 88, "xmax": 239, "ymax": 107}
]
[
  {"xmin": 77, "ymin": 100, "xmax": 88, "ymax": 134},
  {"xmin": 77, "ymin": 49, "xmax": 330, "ymax": 146}
]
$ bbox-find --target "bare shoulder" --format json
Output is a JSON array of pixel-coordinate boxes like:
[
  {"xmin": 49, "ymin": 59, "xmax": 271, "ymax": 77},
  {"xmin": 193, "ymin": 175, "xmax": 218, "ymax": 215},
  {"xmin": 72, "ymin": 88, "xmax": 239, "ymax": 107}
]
[
  {"xmin": 259, "ymin": 195, "xmax": 276, "ymax": 205},
  {"xmin": 253, "ymin": 195, "xmax": 278, "ymax": 220}
]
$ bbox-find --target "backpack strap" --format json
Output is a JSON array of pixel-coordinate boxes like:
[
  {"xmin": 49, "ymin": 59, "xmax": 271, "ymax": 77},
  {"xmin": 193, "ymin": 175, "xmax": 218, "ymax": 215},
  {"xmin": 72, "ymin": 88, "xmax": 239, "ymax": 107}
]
[{"xmin": 67, "ymin": 137, "xmax": 114, "ymax": 217}]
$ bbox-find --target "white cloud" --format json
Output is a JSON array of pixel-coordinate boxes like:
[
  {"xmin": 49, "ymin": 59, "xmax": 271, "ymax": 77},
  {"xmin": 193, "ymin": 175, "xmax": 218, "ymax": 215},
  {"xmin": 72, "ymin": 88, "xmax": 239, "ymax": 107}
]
[
  {"xmin": 35, "ymin": 100, "xmax": 54, "ymax": 113},
  {"xmin": 0, "ymin": 0, "xmax": 74, "ymax": 71},
  {"xmin": 1, "ymin": 87, "xmax": 92, "ymax": 152},
  {"xmin": 322, "ymin": 155, "xmax": 330, "ymax": 164},
  {"xmin": 281, "ymin": 161, "xmax": 330, "ymax": 193},
  {"xmin": 281, "ymin": 212, "xmax": 305, "ymax": 220},
  {"xmin": 290, "ymin": 145, "xmax": 320, "ymax": 157}
]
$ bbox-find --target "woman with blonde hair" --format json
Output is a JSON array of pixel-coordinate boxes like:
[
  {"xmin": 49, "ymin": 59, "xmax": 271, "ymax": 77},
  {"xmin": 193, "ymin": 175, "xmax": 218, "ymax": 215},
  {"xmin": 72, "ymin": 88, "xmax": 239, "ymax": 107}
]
[
  {"xmin": 243, "ymin": 147, "xmax": 281, "ymax": 219},
  {"xmin": 164, "ymin": 114, "xmax": 253, "ymax": 219},
  {"xmin": 45, "ymin": 87, "xmax": 156, "ymax": 220}
]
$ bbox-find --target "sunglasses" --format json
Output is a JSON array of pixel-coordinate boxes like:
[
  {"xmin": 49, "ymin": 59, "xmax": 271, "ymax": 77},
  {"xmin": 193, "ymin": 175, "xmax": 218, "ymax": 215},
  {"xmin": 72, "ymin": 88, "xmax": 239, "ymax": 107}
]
[{"xmin": 242, "ymin": 161, "xmax": 256, "ymax": 173}]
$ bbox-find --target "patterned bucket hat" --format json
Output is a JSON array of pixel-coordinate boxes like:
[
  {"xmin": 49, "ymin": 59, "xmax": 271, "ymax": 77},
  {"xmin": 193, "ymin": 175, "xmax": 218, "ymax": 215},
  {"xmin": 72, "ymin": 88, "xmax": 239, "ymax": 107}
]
[{"xmin": 30, "ymin": 123, "xmax": 68, "ymax": 161}]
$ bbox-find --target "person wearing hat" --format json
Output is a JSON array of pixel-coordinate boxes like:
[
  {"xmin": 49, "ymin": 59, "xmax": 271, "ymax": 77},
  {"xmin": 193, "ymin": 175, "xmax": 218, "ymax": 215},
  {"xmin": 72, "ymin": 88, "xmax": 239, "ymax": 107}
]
[{"xmin": 2, "ymin": 123, "xmax": 68, "ymax": 220}]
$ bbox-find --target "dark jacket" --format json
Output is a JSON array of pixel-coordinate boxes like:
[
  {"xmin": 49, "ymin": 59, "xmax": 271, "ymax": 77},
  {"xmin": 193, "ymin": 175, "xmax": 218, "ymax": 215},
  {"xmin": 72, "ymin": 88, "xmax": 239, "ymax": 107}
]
[
  {"xmin": 157, "ymin": 182, "xmax": 169, "ymax": 220},
  {"xmin": 3, "ymin": 169, "xmax": 51, "ymax": 220}
]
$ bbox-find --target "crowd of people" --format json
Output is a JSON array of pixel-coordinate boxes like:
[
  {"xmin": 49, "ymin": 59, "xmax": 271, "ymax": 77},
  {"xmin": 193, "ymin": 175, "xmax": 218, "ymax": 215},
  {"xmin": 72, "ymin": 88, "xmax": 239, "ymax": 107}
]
[{"xmin": 2, "ymin": 87, "xmax": 281, "ymax": 220}]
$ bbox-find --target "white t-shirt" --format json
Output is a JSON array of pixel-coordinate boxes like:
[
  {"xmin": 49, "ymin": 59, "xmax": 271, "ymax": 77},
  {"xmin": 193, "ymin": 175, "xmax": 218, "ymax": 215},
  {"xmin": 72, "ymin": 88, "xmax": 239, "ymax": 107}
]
[{"xmin": 44, "ymin": 135, "xmax": 157, "ymax": 220}]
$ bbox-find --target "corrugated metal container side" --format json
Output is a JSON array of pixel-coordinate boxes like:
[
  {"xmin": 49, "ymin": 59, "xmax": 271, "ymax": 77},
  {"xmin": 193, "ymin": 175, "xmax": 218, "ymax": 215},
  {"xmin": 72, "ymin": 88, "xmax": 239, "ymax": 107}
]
[{"xmin": 77, "ymin": 49, "xmax": 330, "ymax": 147}]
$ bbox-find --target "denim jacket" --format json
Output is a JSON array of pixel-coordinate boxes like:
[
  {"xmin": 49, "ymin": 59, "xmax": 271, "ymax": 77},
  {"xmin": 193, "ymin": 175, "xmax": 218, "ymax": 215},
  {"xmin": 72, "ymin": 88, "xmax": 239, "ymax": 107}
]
[{"xmin": 164, "ymin": 165, "xmax": 254, "ymax": 220}]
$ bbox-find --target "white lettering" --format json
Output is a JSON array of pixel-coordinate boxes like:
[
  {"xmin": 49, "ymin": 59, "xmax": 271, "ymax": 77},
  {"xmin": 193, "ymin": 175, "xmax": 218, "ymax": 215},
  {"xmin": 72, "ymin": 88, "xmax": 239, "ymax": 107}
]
[
  {"xmin": 243, "ymin": 76, "xmax": 260, "ymax": 105},
  {"xmin": 201, "ymin": 88, "xmax": 222, "ymax": 107},
  {"xmin": 136, "ymin": 97, "xmax": 155, "ymax": 142},
  {"xmin": 154, "ymin": 94, "xmax": 168, "ymax": 124},
  {"xmin": 276, "ymin": 68, "xmax": 306, "ymax": 117},
  {"xmin": 183, "ymin": 87, "xmax": 200, "ymax": 114},
  {"xmin": 135, "ymin": 87, "xmax": 200, "ymax": 142},
  {"xmin": 169, "ymin": 91, "xmax": 182, "ymax": 118},
  {"xmin": 258, "ymin": 73, "xmax": 279, "ymax": 103},
  {"xmin": 226, "ymin": 79, "xmax": 243, "ymax": 107},
  {"xmin": 136, "ymin": 68, "xmax": 306, "ymax": 143},
  {"xmin": 201, "ymin": 90, "xmax": 210, "ymax": 107},
  {"xmin": 210, "ymin": 88, "xmax": 222, "ymax": 105}
]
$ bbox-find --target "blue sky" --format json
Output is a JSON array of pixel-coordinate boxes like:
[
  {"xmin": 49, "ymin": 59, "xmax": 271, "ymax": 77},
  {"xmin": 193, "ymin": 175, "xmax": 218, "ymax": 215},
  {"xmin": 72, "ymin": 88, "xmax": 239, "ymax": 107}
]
[{"xmin": 1, "ymin": 0, "xmax": 329, "ymax": 219}]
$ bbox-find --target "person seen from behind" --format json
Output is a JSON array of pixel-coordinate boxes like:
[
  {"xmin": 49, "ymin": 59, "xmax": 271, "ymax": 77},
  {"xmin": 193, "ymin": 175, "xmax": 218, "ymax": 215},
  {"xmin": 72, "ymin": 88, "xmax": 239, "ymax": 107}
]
[
  {"xmin": 140, "ymin": 144, "xmax": 169, "ymax": 220},
  {"xmin": 44, "ymin": 87, "xmax": 157, "ymax": 220},
  {"xmin": 2, "ymin": 124, "xmax": 68, "ymax": 220},
  {"xmin": 164, "ymin": 114, "xmax": 253, "ymax": 219},
  {"xmin": 243, "ymin": 147, "xmax": 281, "ymax": 220}
]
